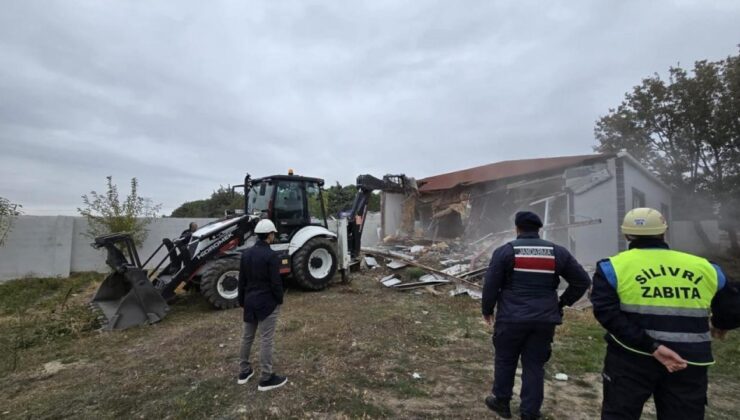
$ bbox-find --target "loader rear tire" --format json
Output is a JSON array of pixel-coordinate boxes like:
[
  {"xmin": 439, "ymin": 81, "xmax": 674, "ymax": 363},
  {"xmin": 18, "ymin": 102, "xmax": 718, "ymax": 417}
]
[
  {"xmin": 200, "ymin": 257, "xmax": 241, "ymax": 310},
  {"xmin": 292, "ymin": 237, "xmax": 337, "ymax": 291}
]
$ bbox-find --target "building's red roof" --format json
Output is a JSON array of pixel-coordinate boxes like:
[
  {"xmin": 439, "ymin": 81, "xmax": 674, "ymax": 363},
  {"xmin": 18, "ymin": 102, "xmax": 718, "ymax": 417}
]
[{"xmin": 418, "ymin": 153, "xmax": 613, "ymax": 192}]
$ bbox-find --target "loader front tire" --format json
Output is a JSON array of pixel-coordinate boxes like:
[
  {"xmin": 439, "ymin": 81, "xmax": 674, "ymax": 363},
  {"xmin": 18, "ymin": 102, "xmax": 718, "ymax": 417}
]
[
  {"xmin": 200, "ymin": 257, "xmax": 241, "ymax": 309},
  {"xmin": 292, "ymin": 238, "xmax": 337, "ymax": 291}
]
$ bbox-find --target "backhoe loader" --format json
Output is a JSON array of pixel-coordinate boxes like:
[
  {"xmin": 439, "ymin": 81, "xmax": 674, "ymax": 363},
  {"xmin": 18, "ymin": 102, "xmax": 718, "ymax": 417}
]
[{"xmin": 90, "ymin": 171, "xmax": 414, "ymax": 330}]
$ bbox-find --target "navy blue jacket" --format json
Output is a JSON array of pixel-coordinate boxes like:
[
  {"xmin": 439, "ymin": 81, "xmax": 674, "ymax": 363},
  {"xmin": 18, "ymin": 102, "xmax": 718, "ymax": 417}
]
[
  {"xmin": 591, "ymin": 238, "xmax": 731, "ymax": 355},
  {"xmin": 237, "ymin": 240, "xmax": 284, "ymax": 323},
  {"xmin": 481, "ymin": 232, "xmax": 591, "ymax": 324}
]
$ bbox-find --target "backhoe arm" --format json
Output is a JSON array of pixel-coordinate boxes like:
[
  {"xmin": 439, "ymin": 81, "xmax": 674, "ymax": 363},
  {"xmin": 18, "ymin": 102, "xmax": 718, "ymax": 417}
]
[{"xmin": 347, "ymin": 174, "xmax": 413, "ymax": 258}]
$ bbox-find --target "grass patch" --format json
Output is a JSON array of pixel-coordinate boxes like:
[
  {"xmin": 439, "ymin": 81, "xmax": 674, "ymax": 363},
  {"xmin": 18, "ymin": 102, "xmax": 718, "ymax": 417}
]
[
  {"xmin": 352, "ymin": 373, "xmax": 429, "ymax": 398},
  {"xmin": 1, "ymin": 266, "xmax": 739, "ymax": 419},
  {"xmin": 551, "ymin": 311, "xmax": 606, "ymax": 375},
  {"xmin": 0, "ymin": 273, "xmax": 102, "ymax": 374},
  {"xmin": 0, "ymin": 272, "xmax": 100, "ymax": 315},
  {"xmin": 405, "ymin": 267, "xmax": 426, "ymax": 280}
]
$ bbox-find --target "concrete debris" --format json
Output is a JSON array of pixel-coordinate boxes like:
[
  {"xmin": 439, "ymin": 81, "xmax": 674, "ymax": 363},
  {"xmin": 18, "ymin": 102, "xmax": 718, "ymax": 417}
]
[
  {"xmin": 364, "ymin": 256, "xmax": 379, "ymax": 268},
  {"xmin": 430, "ymin": 242, "xmax": 449, "ymax": 252},
  {"xmin": 363, "ymin": 245, "xmax": 483, "ymax": 298},
  {"xmin": 441, "ymin": 264, "xmax": 469, "ymax": 276},
  {"xmin": 554, "ymin": 373, "xmax": 569, "ymax": 381},
  {"xmin": 449, "ymin": 286, "xmax": 483, "ymax": 299},
  {"xmin": 409, "ymin": 245, "xmax": 426, "ymax": 254},
  {"xmin": 419, "ymin": 273, "xmax": 444, "ymax": 283},
  {"xmin": 394, "ymin": 276, "xmax": 450, "ymax": 290},
  {"xmin": 387, "ymin": 260, "xmax": 409, "ymax": 270},
  {"xmin": 381, "ymin": 276, "xmax": 402, "ymax": 287},
  {"xmin": 43, "ymin": 361, "xmax": 65, "ymax": 376}
]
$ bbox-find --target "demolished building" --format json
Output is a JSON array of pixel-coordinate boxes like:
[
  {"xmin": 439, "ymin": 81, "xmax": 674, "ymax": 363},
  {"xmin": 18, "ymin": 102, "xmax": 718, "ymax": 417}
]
[{"xmin": 381, "ymin": 151, "xmax": 672, "ymax": 266}]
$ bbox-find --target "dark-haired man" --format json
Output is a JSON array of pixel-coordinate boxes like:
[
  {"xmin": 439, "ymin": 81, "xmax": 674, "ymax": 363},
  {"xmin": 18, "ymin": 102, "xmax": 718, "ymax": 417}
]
[{"xmin": 236, "ymin": 219, "xmax": 288, "ymax": 391}]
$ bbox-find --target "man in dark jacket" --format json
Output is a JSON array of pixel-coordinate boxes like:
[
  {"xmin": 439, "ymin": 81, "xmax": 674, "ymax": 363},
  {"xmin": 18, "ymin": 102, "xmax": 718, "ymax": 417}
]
[
  {"xmin": 236, "ymin": 219, "xmax": 288, "ymax": 391},
  {"xmin": 591, "ymin": 207, "xmax": 737, "ymax": 419},
  {"xmin": 482, "ymin": 211, "xmax": 591, "ymax": 419}
]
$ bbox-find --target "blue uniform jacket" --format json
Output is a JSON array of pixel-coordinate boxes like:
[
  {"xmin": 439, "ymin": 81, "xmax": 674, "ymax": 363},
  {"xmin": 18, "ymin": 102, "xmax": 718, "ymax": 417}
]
[
  {"xmin": 237, "ymin": 240, "xmax": 284, "ymax": 323},
  {"xmin": 481, "ymin": 232, "xmax": 591, "ymax": 323}
]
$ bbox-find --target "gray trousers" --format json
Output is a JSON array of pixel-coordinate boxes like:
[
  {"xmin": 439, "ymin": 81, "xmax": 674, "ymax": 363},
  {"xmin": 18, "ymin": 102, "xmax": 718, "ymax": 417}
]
[{"xmin": 239, "ymin": 305, "xmax": 280, "ymax": 381}]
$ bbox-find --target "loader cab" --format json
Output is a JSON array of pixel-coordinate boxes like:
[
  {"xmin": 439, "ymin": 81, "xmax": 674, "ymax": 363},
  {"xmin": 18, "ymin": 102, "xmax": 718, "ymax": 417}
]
[{"xmin": 247, "ymin": 174, "xmax": 328, "ymax": 244}]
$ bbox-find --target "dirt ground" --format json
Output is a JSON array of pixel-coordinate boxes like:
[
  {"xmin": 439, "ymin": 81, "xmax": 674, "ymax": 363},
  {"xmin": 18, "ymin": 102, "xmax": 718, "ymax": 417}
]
[{"xmin": 1, "ymin": 269, "xmax": 739, "ymax": 419}]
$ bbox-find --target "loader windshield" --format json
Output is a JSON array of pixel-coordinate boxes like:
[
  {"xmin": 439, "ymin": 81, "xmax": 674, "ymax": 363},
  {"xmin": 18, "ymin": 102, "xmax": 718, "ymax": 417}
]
[{"xmin": 247, "ymin": 181, "xmax": 274, "ymax": 215}]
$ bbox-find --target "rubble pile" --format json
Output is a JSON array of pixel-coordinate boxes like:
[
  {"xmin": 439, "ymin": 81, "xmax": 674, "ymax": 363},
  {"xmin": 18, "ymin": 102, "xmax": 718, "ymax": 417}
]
[
  {"xmin": 361, "ymin": 232, "xmax": 515, "ymax": 300},
  {"xmin": 362, "ymin": 233, "xmax": 594, "ymax": 309}
]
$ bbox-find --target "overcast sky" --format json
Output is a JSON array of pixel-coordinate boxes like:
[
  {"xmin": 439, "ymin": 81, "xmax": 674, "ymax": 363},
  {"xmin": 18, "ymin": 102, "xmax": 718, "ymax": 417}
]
[{"xmin": 1, "ymin": 1, "xmax": 738, "ymax": 215}]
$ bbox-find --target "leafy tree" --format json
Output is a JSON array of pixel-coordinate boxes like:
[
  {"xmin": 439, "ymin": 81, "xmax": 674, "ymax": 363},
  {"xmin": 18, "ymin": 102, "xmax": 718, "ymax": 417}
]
[
  {"xmin": 172, "ymin": 183, "xmax": 379, "ymax": 220},
  {"xmin": 0, "ymin": 197, "xmax": 22, "ymax": 247},
  {"xmin": 78, "ymin": 176, "xmax": 162, "ymax": 246},
  {"xmin": 170, "ymin": 186, "xmax": 244, "ymax": 218},
  {"xmin": 595, "ymin": 49, "xmax": 740, "ymax": 252},
  {"xmin": 323, "ymin": 182, "xmax": 380, "ymax": 216}
]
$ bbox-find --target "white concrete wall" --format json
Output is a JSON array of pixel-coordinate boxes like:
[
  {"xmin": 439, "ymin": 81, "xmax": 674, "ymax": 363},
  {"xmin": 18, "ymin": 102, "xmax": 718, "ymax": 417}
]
[
  {"xmin": 68, "ymin": 217, "xmax": 217, "ymax": 273},
  {"xmin": 0, "ymin": 216, "xmax": 216, "ymax": 281},
  {"xmin": 571, "ymin": 157, "xmax": 674, "ymax": 266},
  {"xmin": 381, "ymin": 193, "xmax": 406, "ymax": 239},
  {"xmin": 0, "ymin": 214, "xmax": 381, "ymax": 281},
  {"xmin": 571, "ymin": 159, "xmax": 619, "ymax": 266},
  {"xmin": 0, "ymin": 216, "xmax": 75, "ymax": 281},
  {"xmin": 621, "ymin": 158, "xmax": 673, "ymax": 229}
]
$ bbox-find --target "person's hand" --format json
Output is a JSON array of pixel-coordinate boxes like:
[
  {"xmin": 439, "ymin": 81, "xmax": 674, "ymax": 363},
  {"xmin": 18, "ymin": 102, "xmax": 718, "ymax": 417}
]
[
  {"xmin": 711, "ymin": 327, "xmax": 729, "ymax": 340},
  {"xmin": 483, "ymin": 314, "xmax": 492, "ymax": 327},
  {"xmin": 652, "ymin": 345, "xmax": 688, "ymax": 372}
]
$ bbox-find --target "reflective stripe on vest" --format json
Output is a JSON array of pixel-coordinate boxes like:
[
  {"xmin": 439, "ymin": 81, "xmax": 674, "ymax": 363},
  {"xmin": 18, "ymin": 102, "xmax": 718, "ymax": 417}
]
[
  {"xmin": 508, "ymin": 238, "xmax": 559, "ymax": 294},
  {"xmin": 513, "ymin": 245, "xmax": 556, "ymax": 274},
  {"xmin": 609, "ymin": 248, "xmax": 718, "ymax": 365}
]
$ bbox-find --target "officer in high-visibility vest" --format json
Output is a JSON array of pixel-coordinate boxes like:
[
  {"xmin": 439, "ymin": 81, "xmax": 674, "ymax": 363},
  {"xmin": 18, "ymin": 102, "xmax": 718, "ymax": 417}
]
[{"xmin": 591, "ymin": 207, "xmax": 734, "ymax": 419}]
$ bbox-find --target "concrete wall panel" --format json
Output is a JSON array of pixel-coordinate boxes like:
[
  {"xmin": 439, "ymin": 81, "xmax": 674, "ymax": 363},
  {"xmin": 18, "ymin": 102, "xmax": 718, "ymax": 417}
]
[
  {"xmin": 571, "ymin": 159, "xmax": 619, "ymax": 267},
  {"xmin": 1, "ymin": 214, "xmax": 381, "ymax": 281},
  {"xmin": 0, "ymin": 216, "xmax": 74, "ymax": 280}
]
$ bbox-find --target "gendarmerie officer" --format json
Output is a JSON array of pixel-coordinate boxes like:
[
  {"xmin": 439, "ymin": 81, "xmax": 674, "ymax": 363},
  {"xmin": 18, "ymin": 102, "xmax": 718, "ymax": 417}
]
[{"xmin": 482, "ymin": 211, "xmax": 591, "ymax": 419}]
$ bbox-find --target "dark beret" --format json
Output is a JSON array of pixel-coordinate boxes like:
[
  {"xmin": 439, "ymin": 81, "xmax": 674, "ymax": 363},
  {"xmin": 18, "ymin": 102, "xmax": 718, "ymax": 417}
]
[{"xmin": 515, "ymin": 211, "xmax": 543, "ymax": 229}]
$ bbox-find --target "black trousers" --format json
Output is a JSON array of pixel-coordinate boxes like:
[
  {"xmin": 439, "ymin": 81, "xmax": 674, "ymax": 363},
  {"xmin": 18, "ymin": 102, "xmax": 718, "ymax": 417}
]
[
  {"xmin": 601, "ymin": 346, "xmax": 708, "ymax": 420},
  {"xmin": 492, "ymin": 322, "xmax": 555, "ymax": 417}
]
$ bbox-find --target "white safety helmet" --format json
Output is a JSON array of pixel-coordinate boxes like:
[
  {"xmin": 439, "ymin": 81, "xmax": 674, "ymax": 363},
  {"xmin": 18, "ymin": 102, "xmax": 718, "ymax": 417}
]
[
  {"xmin": 254, "ymin": 219, "xmax": 278, "ymax": 234},
  {"xmin": 621, "ymin": 207, "xmax": 667, "ymax": 236}
]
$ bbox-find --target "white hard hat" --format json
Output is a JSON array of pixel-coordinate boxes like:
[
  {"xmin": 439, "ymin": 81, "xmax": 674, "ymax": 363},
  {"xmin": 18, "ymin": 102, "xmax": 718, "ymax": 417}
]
[
  {"xmin": 621, "ymin": 207, "xmax": 667, "ymax": 236},
  {"xmin": 255, "ymin": 219, "xmax": 278, "ymax": 234}
]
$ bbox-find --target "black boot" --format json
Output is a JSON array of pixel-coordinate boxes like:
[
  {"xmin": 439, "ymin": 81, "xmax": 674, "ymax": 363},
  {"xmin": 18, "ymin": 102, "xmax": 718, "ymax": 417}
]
[
  {"xmin": 520, "ymin": 413, "xmax": 542, "ymax": 420},
  {"xmin": 485, "ymin": 395, "xmax": 512, "ymax": 418}
]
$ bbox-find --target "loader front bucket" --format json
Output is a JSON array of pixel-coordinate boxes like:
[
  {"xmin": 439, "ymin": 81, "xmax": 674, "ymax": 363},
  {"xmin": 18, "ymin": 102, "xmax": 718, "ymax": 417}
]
[{"xmin": 91, "ymin": 267, "xmax": 169, "ymax": 331}]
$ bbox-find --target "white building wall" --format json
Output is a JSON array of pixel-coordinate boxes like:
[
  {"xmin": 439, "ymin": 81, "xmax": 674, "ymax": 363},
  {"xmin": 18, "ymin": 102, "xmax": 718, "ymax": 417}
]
[
  {"xmin": 621, "ymin": 157, "xmax": 673, "ymax": 238},
  {"xmin": 571, "ymin": 158, "xmax": 620, "ymax": 267},
  {"xmin": 381, "ymin": 193, "xmax": 405, "ymax": 239},
  {"xmin": 572, "ymin": 156, "xmax": 674, "ymax": 265}
]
